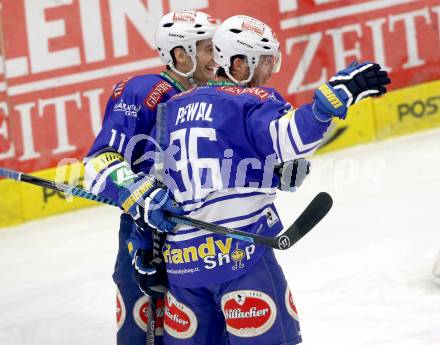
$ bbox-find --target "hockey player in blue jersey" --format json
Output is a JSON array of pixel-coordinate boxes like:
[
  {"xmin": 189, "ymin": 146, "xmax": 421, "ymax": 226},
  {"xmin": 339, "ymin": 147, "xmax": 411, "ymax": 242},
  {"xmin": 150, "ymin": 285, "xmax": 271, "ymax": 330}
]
[
  {"xmin": 83, "ymin": 11, "xmax": 218, "ymax": 345},
  {"xmin": 156, "ymin": 15, "xmax": 390, "ymax": 344}
]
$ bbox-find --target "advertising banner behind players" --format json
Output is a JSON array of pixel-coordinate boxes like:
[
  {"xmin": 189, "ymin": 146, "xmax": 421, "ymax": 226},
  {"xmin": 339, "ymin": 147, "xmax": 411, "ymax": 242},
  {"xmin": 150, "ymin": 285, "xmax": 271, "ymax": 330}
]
[{"xmin": 0, "ymin": 0, "xmax": 439, "ymax": 225}]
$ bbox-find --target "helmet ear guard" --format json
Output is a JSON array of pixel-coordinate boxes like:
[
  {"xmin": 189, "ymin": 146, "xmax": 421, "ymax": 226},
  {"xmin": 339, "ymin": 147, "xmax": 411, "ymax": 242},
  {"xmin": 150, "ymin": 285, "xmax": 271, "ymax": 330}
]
[{"xmin": 213, "ymin": 15, "xmax": 281, "ymax": 85}]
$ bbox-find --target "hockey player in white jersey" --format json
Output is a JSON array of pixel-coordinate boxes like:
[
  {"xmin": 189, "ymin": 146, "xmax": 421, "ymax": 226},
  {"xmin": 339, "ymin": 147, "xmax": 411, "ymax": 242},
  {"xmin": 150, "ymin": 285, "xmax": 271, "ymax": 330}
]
[{"xmin": 155, "ymin": 15, "xmax": 390, "ymax": 345}]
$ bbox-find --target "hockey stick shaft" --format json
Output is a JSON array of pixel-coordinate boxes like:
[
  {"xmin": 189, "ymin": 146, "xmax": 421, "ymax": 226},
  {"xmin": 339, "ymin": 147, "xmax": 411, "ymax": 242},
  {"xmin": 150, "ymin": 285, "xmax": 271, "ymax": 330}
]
[
  {"xmin": 144, "ymin": 103, "xmax": 168, "ymax": 345},
  {"xmin": 0, "ymin": 167, "xmax": 332, "ymax": 250}
]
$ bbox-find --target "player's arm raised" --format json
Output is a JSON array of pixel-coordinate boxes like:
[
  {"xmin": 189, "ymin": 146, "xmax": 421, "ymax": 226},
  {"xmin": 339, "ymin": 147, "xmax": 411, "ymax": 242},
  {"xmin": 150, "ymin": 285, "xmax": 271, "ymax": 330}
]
[{"xmin": 249, "ymin": 61, "xmax": 390, "ymax": 164}]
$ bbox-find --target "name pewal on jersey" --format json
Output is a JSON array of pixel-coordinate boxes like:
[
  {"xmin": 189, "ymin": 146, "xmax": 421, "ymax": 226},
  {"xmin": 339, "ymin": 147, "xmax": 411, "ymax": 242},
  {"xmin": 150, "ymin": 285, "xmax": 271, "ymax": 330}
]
[{"xmin": 161, "ymin": 84, "xmax": 331, "ymax": 288}]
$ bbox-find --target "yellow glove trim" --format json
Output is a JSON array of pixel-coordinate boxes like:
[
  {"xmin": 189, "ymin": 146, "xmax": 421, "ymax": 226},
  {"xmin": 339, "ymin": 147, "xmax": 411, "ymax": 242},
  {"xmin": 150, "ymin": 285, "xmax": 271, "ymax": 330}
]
[
  {"xmin": 318, "ymin": 84, "xmax": 343, "ymax": 109},
  {"xmin": 91, "ymin": 151, "xmax": 124, "ymax": 173},
  {"xmin": 121, "ymin": 178, "xmax": 155, "ymax": 211}
]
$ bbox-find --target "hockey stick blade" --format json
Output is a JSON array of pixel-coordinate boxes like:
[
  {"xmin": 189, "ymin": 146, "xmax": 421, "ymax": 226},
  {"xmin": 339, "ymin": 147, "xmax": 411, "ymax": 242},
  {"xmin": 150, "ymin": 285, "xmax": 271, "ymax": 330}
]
[
  {"xmin": 274, "ymin": 192, "xmax": 333, "ymax": 250},
  {"xmin": 167, "ymin": 192, "xmax": 333, "ymax": 250}
]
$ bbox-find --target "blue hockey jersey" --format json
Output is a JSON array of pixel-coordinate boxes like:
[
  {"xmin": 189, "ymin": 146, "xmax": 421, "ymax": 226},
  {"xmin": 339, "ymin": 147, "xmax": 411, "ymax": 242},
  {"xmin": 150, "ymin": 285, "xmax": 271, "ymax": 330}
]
[
  {"xmin": 161, "ymin": 84, "xmax": 331, "ymax": 287},
  {"xmin": 84, "ymin": 72, "xmax": 184, "ymax": 201}
]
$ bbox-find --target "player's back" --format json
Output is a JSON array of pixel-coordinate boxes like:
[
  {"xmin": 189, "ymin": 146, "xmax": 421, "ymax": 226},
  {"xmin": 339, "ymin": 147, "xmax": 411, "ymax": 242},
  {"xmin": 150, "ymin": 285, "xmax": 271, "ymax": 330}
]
[
  {"xmin": 162, "ymin": 83, "xmax": 287, "ymax": 287},
  {"xmin": 164, "ymin": 84, "xmax": 284, "ymax": 202}
]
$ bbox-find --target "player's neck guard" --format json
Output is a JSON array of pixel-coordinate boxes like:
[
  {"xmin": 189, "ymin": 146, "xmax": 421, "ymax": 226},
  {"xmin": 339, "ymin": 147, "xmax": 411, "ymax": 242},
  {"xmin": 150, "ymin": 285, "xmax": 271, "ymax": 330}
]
[
  {"xmin": 207, "ymin": 80, "xmax": 237, "ymax": 86},
  {"xmin": 160, "ymin": 71, "xmax": 188, "ymax": 92}
]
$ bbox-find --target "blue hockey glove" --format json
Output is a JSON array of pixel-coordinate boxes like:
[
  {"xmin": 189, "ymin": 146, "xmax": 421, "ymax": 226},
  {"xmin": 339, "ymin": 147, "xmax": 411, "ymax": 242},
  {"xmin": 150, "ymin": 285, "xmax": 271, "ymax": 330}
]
[
  {"xmin": 276, "ymin": 159, "xmax": 310, "ymax": 192},
  {"xmin": 117, "ymin": 173, "xmax": 184, "ymax": 232},
  {"xmin": 313, "ymin": 61, "xmax": 390, "ymax": 122},
  {"xmin": 126, "ymin": 230, "xmax": 168, "ymax": 298}
]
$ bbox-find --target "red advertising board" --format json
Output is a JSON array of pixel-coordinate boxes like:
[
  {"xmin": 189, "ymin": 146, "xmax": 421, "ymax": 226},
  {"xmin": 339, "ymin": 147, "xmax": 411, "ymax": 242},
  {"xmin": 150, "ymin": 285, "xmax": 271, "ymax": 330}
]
[{"xmin": 0, "ymin": 0, "xmax": 439, "ymax": 173}]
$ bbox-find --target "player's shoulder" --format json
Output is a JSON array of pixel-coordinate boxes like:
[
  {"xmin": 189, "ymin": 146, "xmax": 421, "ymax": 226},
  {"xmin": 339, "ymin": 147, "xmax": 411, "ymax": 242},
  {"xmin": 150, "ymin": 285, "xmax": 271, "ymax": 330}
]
[
  {"xmin": 171, "ymin": 85, "xmax": 283, "ymax": 101},
  {"xmin": 168, "ymin": 85, "xmax": 287, "ymax": 112},
  {"xmin": 213, "ymin": 85, "xmax": 286, "ymax": 104},
  {"xmin": 168, "ymin": 85, "xmax": 202, "ymax": 101},
  {"xmin": 111, "ymin": 74, "xmax": 174, "ymax": 100}
]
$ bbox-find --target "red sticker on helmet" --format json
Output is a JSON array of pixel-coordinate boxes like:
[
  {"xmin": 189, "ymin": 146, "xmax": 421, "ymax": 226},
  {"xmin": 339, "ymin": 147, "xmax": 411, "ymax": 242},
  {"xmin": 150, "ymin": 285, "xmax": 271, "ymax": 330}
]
[
  {"xmin": 116, "ymin": 288, "xmax": 126, "ymax": 331},
  {"xmin": 173, "ymin": 11, "xmax": 197, "ymax": 23},
  {"xmin": 241, "ymin": 19, "xmax": 265, "ymax": 36},
  {"xmin": 164, "ymin": 291, "xmax": 198, "ymax": 339},
  {"xmin": 221, "ymin": 290, "xmax": 276, "ymax": 337},
  {"xmin": 207, "ymin": 16, "xmax": 219, "ymax": 25},
  {"xmin": 285, "ymin": 287, "xmax": 299, "ymax": 321}
]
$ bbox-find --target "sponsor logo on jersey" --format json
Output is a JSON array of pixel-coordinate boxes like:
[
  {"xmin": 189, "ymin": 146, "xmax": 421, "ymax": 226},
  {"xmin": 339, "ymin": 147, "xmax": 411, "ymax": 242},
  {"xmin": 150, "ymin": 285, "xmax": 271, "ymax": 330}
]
[
  {"xmin": 269, "ymin": 92, "xmax": 282, "ymax": 103},
  {"xmin": 242, "ymin": 87, "xmax": 270, "ymax": 100},
  {"xmin": 112, "ymin": 78, "xmax": 131, "ymax": 99},
  {"xmin": 265, "ymin": 208, "xmax": 279, "ymax": 227},
  {"xmin": 163, "ymin": 237, "xmax": 256, "ymax": 271},
  {"xmin": 163, "ymin": 237, "xmax": 232, "ymax": 265},
  {"xmin": 218, "ymin": 86, "xmax": 269, "ymax": 100},
  {"xmin": 221, "ymin": 290, "xmax": 277, "ymax": 337},
  {"xmin": 113, "ymin": 101, "xmax": 141, "ymax": 118},
  {"xmin": 241, "ymin": 19, "xmax": 265, "ymax": 36},
  {"xmin": 164, "ymin": 291, "xmax": 198, "ymax": 339},
  {"xmin": 285, "ymin": 287, "xmax": 299, "ymax": 321},
  {"xmin": 144, "ymin": 80, "xmax": 173, "ymax": 110},
  {"xmin": 116, "ymin": 288, "xmax": 126, "ymax": 331},
  {"xmin": 173, "ymin": 11, "xmax": 197, "ymax": 23},
  {"xmin": 132, "ymin": 296, "xmax": 165, "ymax": 334},
  {"xmin": 230, "ymin": 244, "xmax": 246, "ymax": 270}
]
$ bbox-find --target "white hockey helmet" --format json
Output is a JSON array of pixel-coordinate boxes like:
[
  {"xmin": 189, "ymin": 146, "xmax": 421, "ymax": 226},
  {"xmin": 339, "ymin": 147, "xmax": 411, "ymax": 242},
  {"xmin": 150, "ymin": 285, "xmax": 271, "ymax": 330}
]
[
  {"xmin": 213, "ymin": 15, "xmax": 281, "ymax": 85},
  {"xmin": 155, "ymin": 11, "xmax": 218, "ymax": 79}
]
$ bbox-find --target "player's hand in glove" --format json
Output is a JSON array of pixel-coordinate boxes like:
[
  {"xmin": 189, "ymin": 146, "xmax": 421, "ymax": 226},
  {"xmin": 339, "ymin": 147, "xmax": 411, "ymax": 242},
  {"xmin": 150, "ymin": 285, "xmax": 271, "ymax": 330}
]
[
  {"xmin": 126, "ymin": 230, "xmax": 168, "ymax": 298},
  {"xmin": 276, "ymin": 159, "xmax": 311, "ymax": 192},
  {"xmin": 313, "ymin": 61, "xmax": 391, "ymax": 122},
  {"xmin": 117, "ymin": 173, "xmax": 184, "ymax": 232}
]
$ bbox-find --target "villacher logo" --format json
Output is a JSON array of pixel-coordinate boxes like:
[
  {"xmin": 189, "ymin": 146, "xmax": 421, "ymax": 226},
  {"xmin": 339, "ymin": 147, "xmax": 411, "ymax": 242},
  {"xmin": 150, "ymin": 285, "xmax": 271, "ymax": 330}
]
[
  {"xmin": 221, "ymin": 290, "xmax": 277, "ymax": 337},
  {"xmin": 116, "ymin": 288, "xmax": 126, "ymax": 331},
  {"xmin": 285, "ymin": 286, "xmax": 299, "ymax": 321},
  {"xmin": 164, "ymin": 292, "xmax": 198, "ymax": 339}
]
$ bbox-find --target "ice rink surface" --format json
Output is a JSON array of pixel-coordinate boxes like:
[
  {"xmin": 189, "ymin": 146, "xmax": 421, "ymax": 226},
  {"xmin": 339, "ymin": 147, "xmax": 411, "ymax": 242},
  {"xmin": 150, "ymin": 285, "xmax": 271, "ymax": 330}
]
[{"xmin": 1, "ymin": 128, "xmax": 439, "ymax": 345}]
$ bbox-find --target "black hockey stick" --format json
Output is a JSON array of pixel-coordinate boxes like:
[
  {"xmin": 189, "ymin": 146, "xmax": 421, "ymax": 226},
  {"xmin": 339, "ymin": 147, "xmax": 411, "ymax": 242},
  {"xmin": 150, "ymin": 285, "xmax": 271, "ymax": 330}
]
[
  {"xmin": 173, "ymin": 192, "xmax": 333, "ymax": 250},
  {"xmin": 0, "ymin": 167, "xmax": 332, "ymax": 250},
  {"xmin": 144, "ymin": 102, "xmax": 168, "ymax": 345}
]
